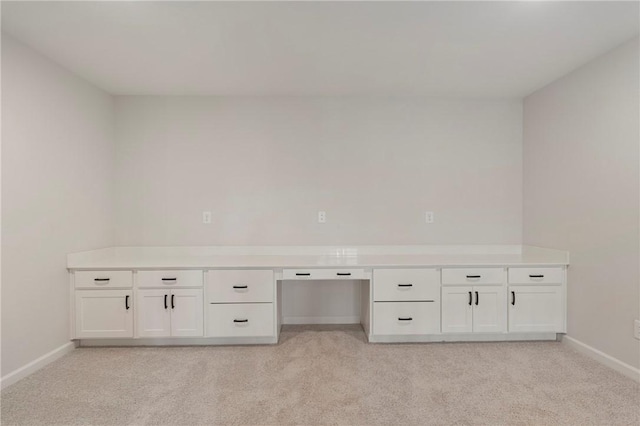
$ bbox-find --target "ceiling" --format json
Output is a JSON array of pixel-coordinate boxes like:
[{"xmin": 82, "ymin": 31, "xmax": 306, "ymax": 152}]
[{"xmin": 2, "ymin": 1, "xmax": 638, "ymax": 97}]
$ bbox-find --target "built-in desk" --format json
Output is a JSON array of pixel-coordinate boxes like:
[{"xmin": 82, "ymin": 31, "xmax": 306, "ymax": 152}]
[{"xmin": 67, "ymin": 245, "xmax": 569, "ymax": 345}]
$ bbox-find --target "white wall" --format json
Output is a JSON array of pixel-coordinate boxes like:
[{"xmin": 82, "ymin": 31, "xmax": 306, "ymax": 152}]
[
  {"xmin": 1, "ymin": 35, "xmax": 114, "ymax": 377},
  {"xmin": 523, "ymin": 38, "xmax": 640, "ymax": 369},
  {"xmin": 114, "ymin": 97, "xmax": 523, "ymax": 246}
]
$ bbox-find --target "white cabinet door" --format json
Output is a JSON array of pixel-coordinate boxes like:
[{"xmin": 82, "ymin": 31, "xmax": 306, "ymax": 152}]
[
  {"xmin": 441, "ymin": 286, "xmax": 473, "ymax": 333},
  {"xmin": 170, "ymin": 289, "xmax": 203, "ymax": 337},
  {"xmin": 137, "ymin": 289, "xmax": 171, "ymax": 337},
  {"xmin": 473, "ymin": 286, "xmax": 506, "ymax": 333},
  {"xmin": 75, "ymin": 290, "xmax": 133, "ymax": 338},
  {"xmin": 508, "ymin": 286, "xmax": 564, "ymax": 332}
]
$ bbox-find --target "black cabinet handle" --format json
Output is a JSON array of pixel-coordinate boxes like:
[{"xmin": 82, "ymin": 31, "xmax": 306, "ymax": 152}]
[
  {"xmin": 125, "ymin": 295, "xmax": 130, "ymax": 310},
  {"xmin": 475, "ymin": 291, "xmax": 479, "ymax": 306},
  {"xmin": 398, "ymin": 283, "xmax": 413, "ymax": 287},
  {"xmin": 94, "ymin": 278, "xmax": 110, "ymax": 282},
  {"xmin": 337, "ymin": 272, "xmax": 351, "ymax": 276},
  {"xmin": 529, "ymin": 275, "xmax": 544, "ymax": 278},
  {"xmin": 164, "ymin": 294, "xmax": 168, "ymax": 309},
  {"xmin": 233, "ymin": 319, "xmax": 249, "ymax": 323},
  {"xmin": 295, "ymin": 273, "xmax": 311, "ymax": 276},
  {"xmin": 511, "ymin": 291, "xmax": 516, "ymax": 306},
  {"xmin": 233, "ymin": 285, "xmax": 248, "ymax": 289},
  {"xmin": 468, "ymin": 291, "xmax": 472, "ymax": 305},
  {"xmin": 398, "ymin": 317, "xmax": 413, "ymax": 321},
  {"xmin": 466, "ymin": 275, "xmax": 481, "ymax": 279},
  {"xmin": 162, "ymin": 278, "xmax": 177, "ymax": 282},
  {"xmin": 171, "ymin": 294, "xmax": 175, "ymax": 309}
]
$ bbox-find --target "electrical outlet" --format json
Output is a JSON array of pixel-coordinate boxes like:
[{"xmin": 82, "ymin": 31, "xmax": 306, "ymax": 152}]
[
  {"xmin": 318, "ymin": 211, "xmax": 326, "ymax": 224},
  {"xmin": 202, "ymin": 211, "xmax": 212, "ymax": 224},
  {"xmin": 425, "ymin": 211, "xmax": 434, "ymax": 224},
  {"xmin": 634, "ymin": 319, "xmax": 640, "ymax": 340}
]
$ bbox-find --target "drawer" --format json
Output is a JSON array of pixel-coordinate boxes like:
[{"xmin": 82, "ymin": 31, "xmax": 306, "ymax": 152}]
[
  {"xmin": 441, "ymin": 268, "xmax": 504, "ymax": 286},
  {"xmin": 74, "ymin": 270, "xmax": 133, "ymax": 289},
  {"xmin": 137, "ymin": 270, "xmax": 203, "ymax": 288},
  {"xmin": 373, "ymin": 269, "xmax": 439, "ymax": 301},
  {"xmin": 207, "ymin": 303, "xmax": 274, "ymax": 337},
  {"xmin": 508, "ymin": 267, "xmax": 564, "ymax": 285},
  {"xmin": 207, "ymin": 270, "xmax": 274, "ymax": 303},
  {"xmin": 373, "ymin": 302, "xmax": 440, "ymax": 335},
  {"xmin": 281, "ymin": 268, "xmax": 366, "ymax": 280}
]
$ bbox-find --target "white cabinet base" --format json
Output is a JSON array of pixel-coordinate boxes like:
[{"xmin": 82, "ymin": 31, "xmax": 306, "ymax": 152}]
[{"xmin": 368, "ymin": 332, "xmax": 559, "ymax": 343}]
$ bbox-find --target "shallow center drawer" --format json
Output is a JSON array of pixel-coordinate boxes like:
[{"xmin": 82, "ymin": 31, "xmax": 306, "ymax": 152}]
[
  {"xmin": 207, "ymin": 270, "xmax": 274, "ymax": 303},
  {"xmin": 137, "ymin": 270, "xmax": 203, "ymax": 288},
  {"xmin": 74, "ymin": 270, "xmax": 133, "ymax": 289},
  {"xmin": 441, "ymin": 268, "xmax": 504, "ymax": 285},
  {"xmin": 281, "ymin": 268, "xmax": 366, "ymax": 280},
  {"xmin": 373, "ymin": 269, "xmax": 439, "ymax": 301}
]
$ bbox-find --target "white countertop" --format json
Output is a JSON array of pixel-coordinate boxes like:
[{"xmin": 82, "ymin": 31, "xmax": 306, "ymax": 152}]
[{"xmin": 67, "ymin": 245, "xmax": 569, "ymax": 270}]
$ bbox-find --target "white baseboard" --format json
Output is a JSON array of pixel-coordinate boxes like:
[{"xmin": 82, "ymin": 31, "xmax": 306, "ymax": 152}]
[
  {"xmin": 1, "ymin": 342, "xmax": 76, "ymax": 390},
  {"xmin": 562, "ymin": 336, "xmax": 640, "ymax": 383},
  {"xmin": 283, "ymin": 316, "xmax": 360, "ymax": 325}
]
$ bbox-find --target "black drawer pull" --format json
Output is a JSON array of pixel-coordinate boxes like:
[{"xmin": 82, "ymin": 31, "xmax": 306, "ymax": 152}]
[
  {"xmin": 94, "ymin": 278, "xmax": 110, "ymax": 282},
  {"xmin": 162, "ymin": 278, "xmax": 177, "ymax": 281},
  {"xmin": 511, "ymin": 291, "xmax": 516, "ymax": 305},
  {"xmin": 475, "ymin": 291, "xmax": 479, "ymax": 306},
  {"xmin": 398, "ymin": 317, "xmax": 413, "ymax": 321},
  {"xmin": 296, "ymin": 273, "xmax": 311, "ymax": 276},
  {"xmin": 398, "ymin": 283, "xmax": 413, "ymax": 287},
  {"xmin": 466, "ymin": 275, "xmax": 481, "ymax": 279},
  {"xmin": 337, "ymin": 272, "xmax": 351, "ymax": 276},
  {"xmin": 233, "ymin": 319, "xmax": 249, "ymax": 323},
  {"xmin": 529, "ymin": 275, "xmax": 544, "ymax": 278},
  {"xmin": 125, "ymin": 295, "xmax": 130, "ymax": 310},
  {"xmin": 468, "ymin": 291, "xmax": 472, "ymax": 306},
  {"xmin": 171, "ymin": 294, "xmax": 175, "ymax": 309},
  {"xmin": 233, "ymin": 285, "xmax": 248, "ymax": 289},
  {"xmin": 164, "ymin": 294, "xmax": 168, "ymax": 309}
]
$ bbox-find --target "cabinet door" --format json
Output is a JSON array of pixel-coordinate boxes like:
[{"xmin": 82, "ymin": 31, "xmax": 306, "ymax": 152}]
[
  {"xmin": 472, "ymin": 286, "xmax": 506, "ymax": 333},
  {"xmin": 508, "ymin": 286, "xmax": 563, "ymax": 332},
  {"xmin": 170, "ymin": 289, "xmax": 204, "ymax": 337},
  {"xmin": 441, "ymin": 287, "xmax": 473, "ymax": 333},
  {"xmin": 75, "ymin": 290, "xmax": 133, "ymax": 338},
  {"xmin": 137, "ymin": 289, "xmax": 171, "ymax": 337}
]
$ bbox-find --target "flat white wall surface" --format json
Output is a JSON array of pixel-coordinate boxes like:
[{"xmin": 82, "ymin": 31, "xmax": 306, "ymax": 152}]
[
  {"xmin": 523, "ymin": 39, "xmax": 640, "ymax": 368},
  {"xmin": 114, "ymin": 97, "xmax": 522, "ymax": 246},
  {"xmin": 1, "ymin": 35, "xmax": 114, "ymax": 376}
]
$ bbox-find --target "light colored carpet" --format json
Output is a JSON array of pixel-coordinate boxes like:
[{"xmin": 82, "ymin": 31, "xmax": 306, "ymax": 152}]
[{"xmin": 1, "ymin": 325, "xmax": 639, "ymax": 425}]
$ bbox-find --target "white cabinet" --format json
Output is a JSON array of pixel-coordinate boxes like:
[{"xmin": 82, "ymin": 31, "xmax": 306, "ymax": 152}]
[
  {"xmin": 507, "ymin": 267, "xmax": 565, "ymax": 333},
  {"xmin": 508, "ymin": 286, "xmax": 564, "ymax": 332},
  {"xmin": 137, "ymin": 289, "xmax": 203, "ymax": 337},
  {"xmin": 441, "ymin": 286, "xmax": 505, "ymax": 333},
  {"xmin": 206, "ymin": 270, "xmax": 275, "ymax": 338},
  {"xmin": 371, "ymin": 268, "xmax": 441, "ymax": 337},
  {"xmin": 75, "ymin": 290, "xmax": 133, "ymax": 338}
]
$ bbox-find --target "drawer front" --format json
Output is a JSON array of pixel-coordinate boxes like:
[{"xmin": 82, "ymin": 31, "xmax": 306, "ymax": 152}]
[
  {"xmin": 281, "ymin": 269, "xmax": 366, "ymax": 280},
  {"xmin": 137, "ymin": 270, "xmax": 203, "ymax": 288},
  {"xmin": 508, "ymin": 267, "xmax": 564, "ymax": 285},
  {"xmin": 373, "ymin": 302, "xmax": 440, "ymax": 335},
  {"xmin": 441, "ymin": 268, "xmax": 504, "ymax": 286},
  {"xmin": 207, "ymin": 303, "xmax": 274, "ymax": 337},
  {"xmin": 373, "ymin": 269, "xmax": 440, "ymax": 301},
  {"xmin": 74, "ymin": 270, "xmax": 133, "ymax": 289},
  {"xmin": 207, "ymin": 270, "xmax": 274, "ymax": 303}
]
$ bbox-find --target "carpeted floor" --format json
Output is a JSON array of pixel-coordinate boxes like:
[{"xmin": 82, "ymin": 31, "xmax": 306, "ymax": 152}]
[{"xmin": 1, "ymin": 325, "xmax": 639, "ymax": 425}]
